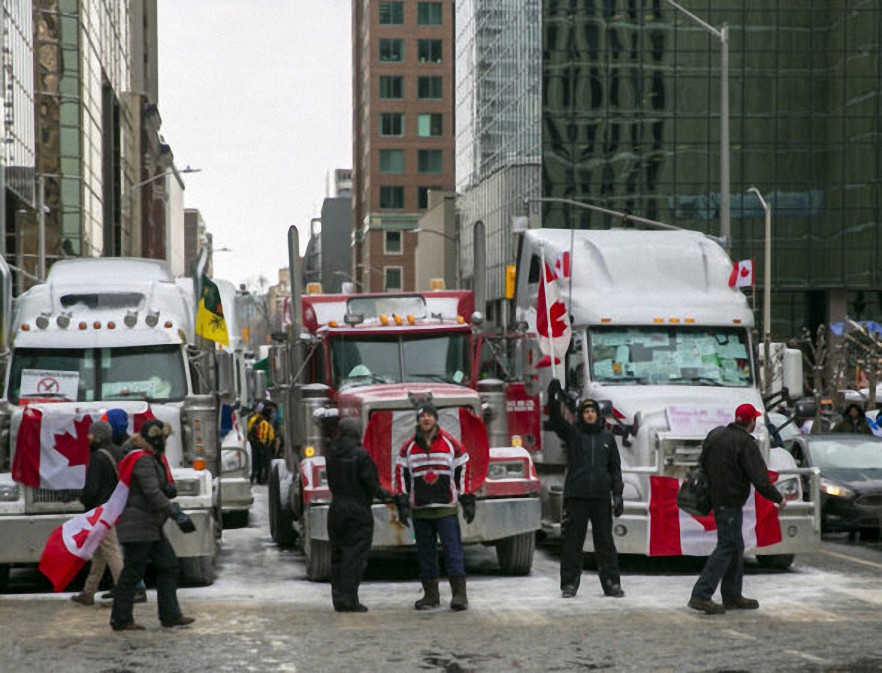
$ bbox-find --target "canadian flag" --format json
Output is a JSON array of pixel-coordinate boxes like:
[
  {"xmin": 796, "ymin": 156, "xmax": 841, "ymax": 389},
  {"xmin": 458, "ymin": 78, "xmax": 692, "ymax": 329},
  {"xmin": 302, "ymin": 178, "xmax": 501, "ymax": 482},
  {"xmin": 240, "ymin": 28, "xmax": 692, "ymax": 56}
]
[
  {"xmin": 536, "ymin": 262, "xmax": 572, "ymax": 368},
  {"xmin": 728, "ymin": 259, "xmax": 754, "ymax": 288},
  {"xmin": 648, "ymin": 474, "xmax": 782, "ymax": 556},
  {"xmin": 38, "ymin": 450, "xmax": 148, "ymax": 591},
  {"xmin": 553, "ymin": 250, "xmax": 571, "ymax": 280},
  {"xmin": 363, "ymin": 406, "xmax": 489, "ymax": 493},
  {"xmin": 11, "ymin": 405, "xmax": 157, "ymax": 490}
]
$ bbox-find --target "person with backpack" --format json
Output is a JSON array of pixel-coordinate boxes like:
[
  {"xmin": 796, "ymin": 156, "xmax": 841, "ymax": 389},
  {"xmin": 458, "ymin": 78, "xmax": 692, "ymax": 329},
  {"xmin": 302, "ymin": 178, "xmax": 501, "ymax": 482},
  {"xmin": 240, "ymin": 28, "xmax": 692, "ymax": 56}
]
[
  {"xmin": 70, "ymin": 421, "xmax": 126, "ymax": 606},
  {"xmin": 248, "ymin": 402, "xmax": 276, "ymax": 485}
]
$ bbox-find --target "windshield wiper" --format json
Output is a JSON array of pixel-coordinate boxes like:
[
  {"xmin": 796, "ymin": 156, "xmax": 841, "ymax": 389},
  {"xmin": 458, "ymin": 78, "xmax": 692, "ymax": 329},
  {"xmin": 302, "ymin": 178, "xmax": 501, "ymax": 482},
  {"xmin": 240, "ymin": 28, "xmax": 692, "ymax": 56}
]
[
  {"xmin": 667, "ymin": 376, "xmax": 725, "ymax": 387},
  {"xmin": 408, "ymin": 373, "xmax": 450, "ymax": 383},
  {"xmin": 19, "ymin": 392, "xmax": 73, "ymax": 401}
]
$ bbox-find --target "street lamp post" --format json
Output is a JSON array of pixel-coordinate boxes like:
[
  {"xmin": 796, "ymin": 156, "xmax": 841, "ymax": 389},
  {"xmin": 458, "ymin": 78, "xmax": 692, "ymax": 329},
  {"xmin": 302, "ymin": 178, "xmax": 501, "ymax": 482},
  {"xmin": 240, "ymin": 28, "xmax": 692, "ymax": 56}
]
[
  {"xmin": 749, "ymin": 187, "xmax": 772, "ymax": 395},
  {"xmin": 127, "ymin": 165, "xmax": 201, "ymax": 252},
  {"xmin": 664, "ymin": 0, "xmax": 730, "ymax": 247},
  {"xmin": 413, "ymin": 227, "xmax": 458, "ymax": 290}
]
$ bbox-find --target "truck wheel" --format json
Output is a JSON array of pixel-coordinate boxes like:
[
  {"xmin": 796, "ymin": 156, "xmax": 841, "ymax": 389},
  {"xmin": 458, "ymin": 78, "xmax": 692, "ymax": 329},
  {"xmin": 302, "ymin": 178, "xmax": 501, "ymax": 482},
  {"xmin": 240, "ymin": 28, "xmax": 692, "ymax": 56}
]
[
  {"xmin": 757, "ymin": 554, "xmax": 794, "ymax": 570},
  {"xmin": 269, "ymin": 462, "xmax": 297, "ymax": 548},
  {"xmin": 496, "ymin": 532, "xmax": 535, "ymax": 576},
  {"xmin": 178, "ymin": 555, "xmax": 216, "ymax": 586},
  {"xmin": 0, "ymin": 564, "xmax": 9, "ymax": 592},
  {"xmin": 223, "ymin": 510, "xmax": 249, "ymax": 529}
]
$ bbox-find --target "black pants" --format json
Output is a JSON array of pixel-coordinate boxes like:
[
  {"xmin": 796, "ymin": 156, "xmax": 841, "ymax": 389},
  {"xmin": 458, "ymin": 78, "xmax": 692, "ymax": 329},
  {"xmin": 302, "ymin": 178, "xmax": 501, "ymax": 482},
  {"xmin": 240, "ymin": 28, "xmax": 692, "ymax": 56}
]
[
  {"xmin": 111, "ymin": 536, "xmax": 181, "ymax": 630},
  {"xmin": 560, "ymin": 497, "xmax": 620, "ymax": 594},
  {"xmin": 328, "ymin": 499, "xmax": 374, "ymax": 610},
  {"xmin": 251, "ymin": 443, "xmax": 269, "ymax": 485}
]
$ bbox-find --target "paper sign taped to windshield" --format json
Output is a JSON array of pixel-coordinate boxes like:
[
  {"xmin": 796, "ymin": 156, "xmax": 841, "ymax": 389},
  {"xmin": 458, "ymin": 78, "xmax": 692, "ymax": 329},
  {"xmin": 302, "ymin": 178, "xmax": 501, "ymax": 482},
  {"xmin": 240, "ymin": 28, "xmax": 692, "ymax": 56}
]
[
  {"xmin": 21, "ymin": 369, "xmax": 79, "ymax": 400},
  {"xmin": 667, "ymin": 406, "xmax": 733, "ymax": 436}
]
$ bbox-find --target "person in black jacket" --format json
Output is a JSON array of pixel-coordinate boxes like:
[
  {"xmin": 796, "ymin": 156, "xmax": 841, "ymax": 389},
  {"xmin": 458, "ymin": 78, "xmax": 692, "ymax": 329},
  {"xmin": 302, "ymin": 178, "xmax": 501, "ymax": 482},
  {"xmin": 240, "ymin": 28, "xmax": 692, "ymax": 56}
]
[
  {"xmin": 547, "ymin": 379, "xmax": 625, "ymax": 599},
  {"xmin": 110, "ymin": 420, "xmax": 196, "ymax": 631},
  {"xmin": 688, "ymin": 403, "xmax": 794, "ymax": 615},
  {"xmin": 70, "ymin": 421, "xmax": 125, "ymax": 606},
  {"xmin": 326, "ymin": 418, "xmax": 389, "ymax": 612}
]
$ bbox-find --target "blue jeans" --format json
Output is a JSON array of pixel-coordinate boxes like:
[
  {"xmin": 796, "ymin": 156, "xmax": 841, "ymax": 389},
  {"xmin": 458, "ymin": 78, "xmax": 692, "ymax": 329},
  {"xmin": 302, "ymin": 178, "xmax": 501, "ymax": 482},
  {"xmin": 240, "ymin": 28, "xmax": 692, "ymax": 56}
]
[
  {"xmin": 413, "ymin": 514, "xmax": 466, "ymax": 579},
  {"xmin": 691, "ymin": 505, "xmax": 744, "ymax": 602}
]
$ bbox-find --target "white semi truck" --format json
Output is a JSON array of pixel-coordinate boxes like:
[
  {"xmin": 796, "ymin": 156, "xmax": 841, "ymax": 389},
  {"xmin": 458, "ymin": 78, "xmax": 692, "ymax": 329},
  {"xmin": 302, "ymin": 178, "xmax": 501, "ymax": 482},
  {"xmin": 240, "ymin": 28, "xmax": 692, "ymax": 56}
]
[
  {"xmin": 0, "ymin": 256, "xmax": 237, "ymax": 586},
  {"xmin": 513, "ymin": 227, "xmax": 821, "ymax": 567}
]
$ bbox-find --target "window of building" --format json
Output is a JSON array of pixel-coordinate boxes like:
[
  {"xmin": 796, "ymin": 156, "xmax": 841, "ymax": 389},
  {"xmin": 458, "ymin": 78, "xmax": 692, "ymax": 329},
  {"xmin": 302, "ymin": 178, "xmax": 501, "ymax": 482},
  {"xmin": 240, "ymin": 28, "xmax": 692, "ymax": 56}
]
[
  {"xmin": 418, "ymin": 113, "xmax": 443, "ymax": 137},
  {"xmin": 418, "ymin": 149, "xmax": 443, "ymax": 173},
  {"xmin": 417, "ymin": 39, "xmax": 443, "ymax": 63},
  {"xmin": 379, "ymin": 38, "xmax": 403, "ymax": 62},
  {"xmin": 379, "ymin": 186, "xmax": 405, "ymax": 209},
  {"xmin": 417, "ymin": 76, "xmax": 442, "ymax": 99},
  {"xmin": 417, "ymin": 2, "xmax": 442, "ymax": 26},
  {"xmin": 384, "ymin": 266, "xmax": 403, "ymax": 291},
  {"xmin": 384, "ymin": 230, "xmax": 402, "ymax": 254},
  {"xmin": 379, "ymin": 149, "xmax": 405, "ymax": 174},
  {"xmin": 379, "ymin": 75, "xmax": 403, "ymax": 99},
  {"xmin": 418, "ymin": 185, "xmax": 443, "ymax": 209},
  {"xmin": 379, "ymin": 2, "xmax": 404, "ymax": 25},
  {"xmin": 380, "ymin": 113, "xmax": 404, "ymax": 136}
]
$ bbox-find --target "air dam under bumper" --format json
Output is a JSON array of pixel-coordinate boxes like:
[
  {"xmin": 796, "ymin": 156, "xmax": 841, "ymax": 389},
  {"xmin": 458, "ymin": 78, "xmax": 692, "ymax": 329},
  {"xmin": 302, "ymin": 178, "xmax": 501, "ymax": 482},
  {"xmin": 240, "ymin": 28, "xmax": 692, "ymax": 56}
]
[
  {"xmin": 0, "ymin": 514, "xmax": 72, "ymax": 563},
  {"xmin": 305, "ymin": 497, "xmax": 541, "ymax": 546},
  {"xmin": 582, "ymin": 506, "xmax": 820, "ymax": 556}
]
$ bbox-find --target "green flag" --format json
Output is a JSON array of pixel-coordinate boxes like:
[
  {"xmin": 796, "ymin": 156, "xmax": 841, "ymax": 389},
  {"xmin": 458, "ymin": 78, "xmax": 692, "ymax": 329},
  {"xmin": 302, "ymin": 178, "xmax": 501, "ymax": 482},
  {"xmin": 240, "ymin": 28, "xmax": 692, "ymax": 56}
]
[{"xmin": 195, "ymin": 275, "xmax": 229, "ymax": 345}]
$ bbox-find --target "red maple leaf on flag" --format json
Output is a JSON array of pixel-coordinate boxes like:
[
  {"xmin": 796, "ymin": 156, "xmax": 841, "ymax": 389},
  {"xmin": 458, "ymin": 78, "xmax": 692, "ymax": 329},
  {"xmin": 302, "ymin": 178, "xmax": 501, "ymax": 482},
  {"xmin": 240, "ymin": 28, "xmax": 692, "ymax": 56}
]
[{"xmin": 53, "ymin": 415, "xmax": 93, "ymax": 469}]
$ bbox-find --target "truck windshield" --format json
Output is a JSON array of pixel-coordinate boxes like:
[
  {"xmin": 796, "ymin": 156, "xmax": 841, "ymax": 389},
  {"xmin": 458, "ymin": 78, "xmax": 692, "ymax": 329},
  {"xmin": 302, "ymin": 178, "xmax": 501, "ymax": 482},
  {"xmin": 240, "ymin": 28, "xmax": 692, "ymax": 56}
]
[
  {"xmin": 587, "ymin": 326, "xmax": 753, "ymax": 387},
  {"xmin": 8, "ymin": 345, "xmax": 188, "ymax": 404},
  {"xmin": 330, "ymin": 333, "xmax": 471, "ymax": 387}
]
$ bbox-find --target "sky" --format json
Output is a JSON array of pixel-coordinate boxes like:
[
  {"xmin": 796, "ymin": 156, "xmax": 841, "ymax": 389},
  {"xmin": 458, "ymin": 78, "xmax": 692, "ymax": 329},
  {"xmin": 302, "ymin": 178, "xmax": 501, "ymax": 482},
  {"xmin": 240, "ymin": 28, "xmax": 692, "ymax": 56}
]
[{"xmin": 156, "ymin": 1, "xmax": 352, "ymax": 289}]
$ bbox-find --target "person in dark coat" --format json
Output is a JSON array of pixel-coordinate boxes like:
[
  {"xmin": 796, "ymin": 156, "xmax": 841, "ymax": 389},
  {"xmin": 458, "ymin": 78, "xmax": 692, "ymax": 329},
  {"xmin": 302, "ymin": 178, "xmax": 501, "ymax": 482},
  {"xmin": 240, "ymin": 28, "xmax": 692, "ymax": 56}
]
[
  {"xmin": 831, "ymin": 403, "xmax": 872, "ymax": 434},
  {"xmin": 688, "ymin": 403, "xmax": 794, "ymax": 615},
  {"xmin": 547, "ymin": 379, "xmax": 625, "ymax": 599},
  {"xmin": 110, "ymin": 420, "xmax": 196, "ymax": 631},
  {"xmin": 70, "ymin": 421, "xmax": 125, "ymax": 605},
  {"xmin": 326, "ymin": 418, "xmax": 388, "ymax": 612}
]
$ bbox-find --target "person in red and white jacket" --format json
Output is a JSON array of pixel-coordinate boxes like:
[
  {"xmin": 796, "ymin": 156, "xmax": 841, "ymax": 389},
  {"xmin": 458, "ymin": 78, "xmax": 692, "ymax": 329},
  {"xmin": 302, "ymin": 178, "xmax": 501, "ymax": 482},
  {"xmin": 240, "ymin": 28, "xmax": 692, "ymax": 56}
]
[{"xmin": 394, "ymin": 403, "xmax": 476, "ymax": 611}]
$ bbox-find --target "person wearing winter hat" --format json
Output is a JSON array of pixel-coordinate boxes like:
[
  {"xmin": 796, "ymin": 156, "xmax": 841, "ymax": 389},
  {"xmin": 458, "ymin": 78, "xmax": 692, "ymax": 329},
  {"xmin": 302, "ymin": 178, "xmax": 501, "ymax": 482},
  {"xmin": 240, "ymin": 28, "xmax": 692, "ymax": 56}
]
[
  {"xmin": 110, "ymin": 420, "xmax": 196, "ymax": 631},
  {"xmin": 394, "ymin": 403, "xmax": 475, "ymax": 611},
  {"xmin": 70, "ymin": 421, "xmax": 126, "ymax": 606},
  {"xmin": 547, "ymin": 379, "xmax": 625, "ymax": 599},
  {"xmin": 831, "ymin": 402, "xmax": 872, "ymax": 435}
]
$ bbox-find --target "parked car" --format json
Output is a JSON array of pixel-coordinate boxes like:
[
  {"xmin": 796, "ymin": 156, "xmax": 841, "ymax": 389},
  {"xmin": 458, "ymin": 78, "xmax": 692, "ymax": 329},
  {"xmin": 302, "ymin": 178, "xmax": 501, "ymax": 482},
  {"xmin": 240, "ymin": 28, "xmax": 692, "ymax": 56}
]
[{"xmin": 783, "ymin": 434, "xmax": 882, "ymax": 540}]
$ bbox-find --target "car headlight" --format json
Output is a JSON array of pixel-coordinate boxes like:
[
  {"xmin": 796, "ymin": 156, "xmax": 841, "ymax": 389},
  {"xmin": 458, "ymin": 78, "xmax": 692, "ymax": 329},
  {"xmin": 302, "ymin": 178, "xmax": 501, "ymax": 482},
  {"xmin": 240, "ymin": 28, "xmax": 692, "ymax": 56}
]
[
  {"xmin": 175, "ymin": 478, "xmax": 201, "ymax": 497},
  {"xmin": 0, "ymin": 482, "xmax": 20, "ymax": 501},
  {"xmin": 487, "ymin": 461, "xmax": 525, "ymax": 480},
  {"xmin": 821, "ymin": 478, "xmax": 854, "ymax": 499}
]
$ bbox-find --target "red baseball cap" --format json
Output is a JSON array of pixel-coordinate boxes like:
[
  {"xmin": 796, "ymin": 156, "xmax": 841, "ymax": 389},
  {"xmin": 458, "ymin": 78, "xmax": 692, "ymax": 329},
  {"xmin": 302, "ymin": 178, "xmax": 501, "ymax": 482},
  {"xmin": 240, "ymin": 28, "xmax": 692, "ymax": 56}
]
[{"xmin": 735, "ymin": 403, "xmax": 762, "ymax": 422}]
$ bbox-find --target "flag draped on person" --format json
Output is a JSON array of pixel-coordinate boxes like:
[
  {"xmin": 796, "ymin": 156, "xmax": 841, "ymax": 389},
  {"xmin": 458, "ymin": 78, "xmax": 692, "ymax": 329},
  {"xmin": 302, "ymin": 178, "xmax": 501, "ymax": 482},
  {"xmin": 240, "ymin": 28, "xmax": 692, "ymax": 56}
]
[
  {"xmin": 648, "ymin": 473, "xmax": 782, "ymax": 556},
  {"xmin": 196, "ymin": 274, "xmax": 229, "ymax": 345},
  {"xmin": 38, "ymin": 450, "xmax": 149, "ymax": 592}
]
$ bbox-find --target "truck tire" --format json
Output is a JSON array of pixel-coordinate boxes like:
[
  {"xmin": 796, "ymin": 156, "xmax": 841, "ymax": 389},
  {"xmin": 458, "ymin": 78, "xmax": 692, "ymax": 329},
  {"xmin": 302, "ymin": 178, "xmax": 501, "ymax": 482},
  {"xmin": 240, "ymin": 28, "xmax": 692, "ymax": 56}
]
[
  {"xmin": 302, "ymin": 514, "xmax": 331, "ymax": 582},
  {"xmin": 0, "ymin": 564, "xmax": 9, "ymax": 592},
  {"xmin": 223, "ymin": 510, "xmax": 249, "ymax": 529},
  {"xmin": 178, "ymin": 555, "xmax": 216, "ymax": 586},
  {"xmin": 496, "ymin": 532, "xmax": 535, "ymax": 576},
  {"xmin": 269, "ymin": 462, "xmax": 297, "ymax": 548},
  {"xmin": 757, "ymin": 554, "xmax": 794, "ymax": 570}
]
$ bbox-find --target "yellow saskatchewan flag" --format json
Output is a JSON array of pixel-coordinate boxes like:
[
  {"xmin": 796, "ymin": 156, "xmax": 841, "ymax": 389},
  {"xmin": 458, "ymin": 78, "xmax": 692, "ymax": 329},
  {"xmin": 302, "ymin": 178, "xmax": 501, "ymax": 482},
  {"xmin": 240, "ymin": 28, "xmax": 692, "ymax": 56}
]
[{"xmin": 195, "ymin": 275, "xmax": 229, "ymax": 345}]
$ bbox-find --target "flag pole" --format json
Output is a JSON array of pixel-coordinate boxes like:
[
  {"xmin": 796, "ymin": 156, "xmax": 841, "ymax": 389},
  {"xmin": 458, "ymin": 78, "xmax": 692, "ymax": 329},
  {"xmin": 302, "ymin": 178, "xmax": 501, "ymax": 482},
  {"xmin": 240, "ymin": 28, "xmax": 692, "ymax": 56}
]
[{"xmin": 540, "ymin": 241, "xmax": 557, "ymax": 380}]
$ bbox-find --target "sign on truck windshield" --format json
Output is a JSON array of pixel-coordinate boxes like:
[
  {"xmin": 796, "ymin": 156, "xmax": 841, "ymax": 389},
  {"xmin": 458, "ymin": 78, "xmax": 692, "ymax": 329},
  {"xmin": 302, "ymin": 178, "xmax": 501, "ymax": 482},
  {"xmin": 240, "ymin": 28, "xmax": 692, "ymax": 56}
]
[
  {"xmin": 588, "ymin": 326, "xmax": 752, "ymax": 387},
  {"xmin": 8, "ymin": 345, "xmax": 188, "ymax": 404},
  {"xmin": 330, "ymin": 333, "xmax": 470, "ymax": 388}
]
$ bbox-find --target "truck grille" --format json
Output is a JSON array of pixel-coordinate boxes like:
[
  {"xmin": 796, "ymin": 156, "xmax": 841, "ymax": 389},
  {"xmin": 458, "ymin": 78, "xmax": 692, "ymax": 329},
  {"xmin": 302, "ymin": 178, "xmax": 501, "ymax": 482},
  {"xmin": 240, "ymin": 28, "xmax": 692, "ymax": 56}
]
[{"xmin": 32, "ymin": 488, "xmax": 81, "ymax": 504}]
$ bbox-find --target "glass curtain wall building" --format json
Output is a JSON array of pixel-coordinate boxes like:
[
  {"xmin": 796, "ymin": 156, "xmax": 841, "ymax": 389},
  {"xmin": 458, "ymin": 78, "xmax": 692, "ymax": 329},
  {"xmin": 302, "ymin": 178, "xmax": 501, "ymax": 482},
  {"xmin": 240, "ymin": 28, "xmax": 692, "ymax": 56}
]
[
  {"xmin": 542, "ymin": 0, "xmax": 882, "ymax": 337},
  {"xmin": 455, "ymin": 0, "xmax": 541, "ymax": 310}
]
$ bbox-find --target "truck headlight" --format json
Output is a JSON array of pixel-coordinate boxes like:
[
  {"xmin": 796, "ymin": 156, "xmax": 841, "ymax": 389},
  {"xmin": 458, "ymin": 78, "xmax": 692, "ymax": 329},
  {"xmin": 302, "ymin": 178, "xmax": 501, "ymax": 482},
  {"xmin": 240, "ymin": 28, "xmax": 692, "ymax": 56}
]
[
  {"xmin": 487, "ymin": 461, "xmax": 525, "ymax": 480},
  {"xmin": 820, "ymin": 478, "xmax": 854, "ymax": 499},
  {"xmin": 0, "ymin": 482, "xmax": 20, "ymax": 501},
  {"xmin": 175, "ymin": 478, "xmax": 201, "ymax": 497},
  {"xmin": 775, "ymin": 477, "xmax": 800, "ymax": 498}
]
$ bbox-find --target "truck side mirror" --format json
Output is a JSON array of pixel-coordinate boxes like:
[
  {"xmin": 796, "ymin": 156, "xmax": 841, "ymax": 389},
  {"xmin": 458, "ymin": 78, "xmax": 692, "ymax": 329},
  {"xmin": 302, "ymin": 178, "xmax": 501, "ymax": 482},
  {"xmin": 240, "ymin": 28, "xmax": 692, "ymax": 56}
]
[
  {"xmin": 794, "ymin": 398, "xmax": 818, "ymax": 419},
  {"xmin": 596, "ymin": 399, "xmax": 613, "ymax": 417},
  {"xmin": 215, "ymin": 351, "xmax": 235, "ymax": 403}
]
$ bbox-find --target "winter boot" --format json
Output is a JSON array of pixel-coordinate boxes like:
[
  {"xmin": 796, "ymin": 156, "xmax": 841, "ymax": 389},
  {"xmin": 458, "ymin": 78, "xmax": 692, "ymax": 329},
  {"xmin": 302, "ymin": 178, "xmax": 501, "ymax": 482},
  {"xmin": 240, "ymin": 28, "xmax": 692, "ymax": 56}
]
[
  {"xmin": 449, "ymin": 576, "xmax": 468, "ymax": 611},
  {"xmin": 414, "ymin": 579, "xmax": 440, "ymax": 610}
]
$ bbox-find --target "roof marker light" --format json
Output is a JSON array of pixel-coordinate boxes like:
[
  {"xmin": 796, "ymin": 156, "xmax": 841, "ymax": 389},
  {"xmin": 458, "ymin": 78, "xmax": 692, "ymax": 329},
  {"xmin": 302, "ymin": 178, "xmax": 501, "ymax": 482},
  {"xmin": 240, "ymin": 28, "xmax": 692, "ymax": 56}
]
[
  {"xmin": 685, "ymin": 318, "xmax": 695, "ymax": 323},
  {"xmin": 328, "ymin": 320, "xmax": 339, "ymax": 328},
  {"xmin": 407, "ymin": 314, "xmax": 416, "ymax": 325},
  {"xmin": 653, "ymin": 318, "xmax": 664, "ymax": 323},
  {"xmin": 601, "ymin": 318, "xmax": 612, "ymax": 323},
  {"xmin": 107, "ymin": 321, "xmax": 116, "ymax": 330},
  {"xmin": 669, "ymin": 318, "xmax": 680, "ymax": 323},
  {"xmin": 456, "ymin": 315, "xmax": 465, "ymax": 325},
  {"xmin": 379, "ymin": 314, "xmax": 389, "ymax": 326},
  {"xmin": 79, "ymin": 322, "xmax": 88, "ymax": 331},
  {"xmin": 164, "ymin": 321, "xmax": 173, "ymax": 329},
  {"xmin": 93, "ymin": 321, "xmax": 101, "ymax": 329},
  {"xmin": 20, "ymin": 323, "xmax": 29, "ymax": 331},
  {"xmin": 393, "ymin": 314, "xmax": 403, "ymax": 326}
]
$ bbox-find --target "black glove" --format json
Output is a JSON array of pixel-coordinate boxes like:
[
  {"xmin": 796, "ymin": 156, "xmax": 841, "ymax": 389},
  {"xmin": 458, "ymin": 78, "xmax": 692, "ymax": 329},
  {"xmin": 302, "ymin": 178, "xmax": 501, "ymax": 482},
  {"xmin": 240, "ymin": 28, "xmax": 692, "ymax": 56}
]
[
  {"xmin": 168, "ymin": 502, "xmax": 196, "ymax": 533},
  {"xmin": 547, "ymin": 378, "xmax": 563, "ymax": 399},
  {"xmin": 613, "ymin": 495, "xmax": 624, "ymax": 518},
  {"xmin": 161, "ymin": 482, "xmax": 178, "ymax": 499},
  {"xmin": 459, "ymin": 493, "xmax": 476, "ymax": 524},
  {"xmin": 376, "ymin": 487, "xmax": 392, "ymax": 503},
  {"xmin": 394, "ymin": 494, "xmax": 411, "ymax": 527}
]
